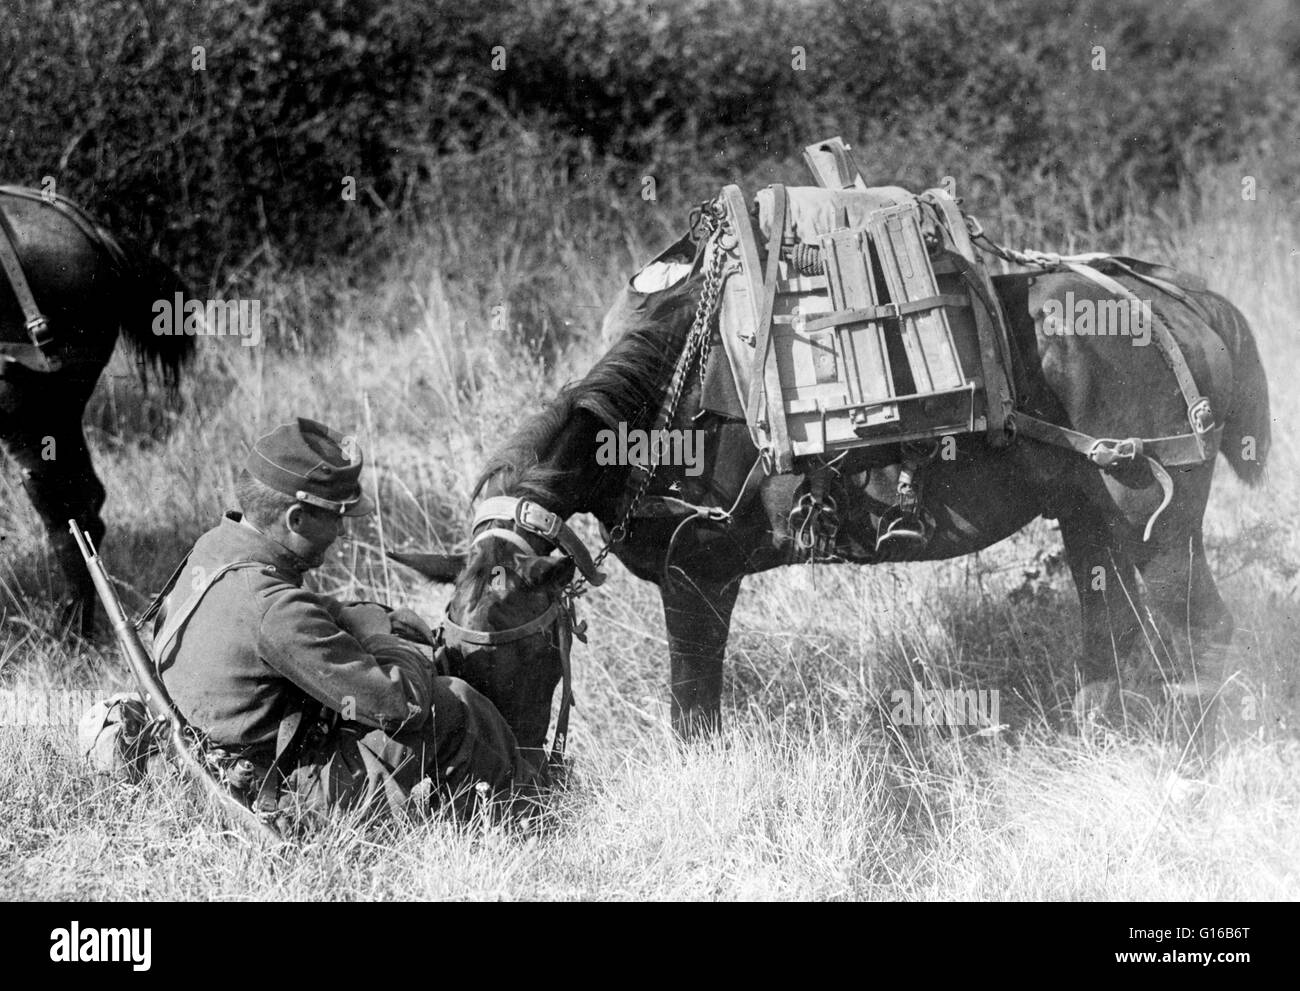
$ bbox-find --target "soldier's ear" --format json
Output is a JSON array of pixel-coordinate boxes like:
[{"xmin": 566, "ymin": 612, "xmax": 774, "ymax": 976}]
[
  {"xmin": 388, "ymin": 551, "xmax": 466, "ymax": 584},
  {"xmin": 284, "ymin": 503, "xmax": 307, "ymax": 534}
]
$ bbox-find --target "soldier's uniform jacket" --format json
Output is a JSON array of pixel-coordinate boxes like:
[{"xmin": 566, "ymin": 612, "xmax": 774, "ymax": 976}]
[{"xmin": 156, "ymin": 512, "xmax": 430, "ymax": 752}]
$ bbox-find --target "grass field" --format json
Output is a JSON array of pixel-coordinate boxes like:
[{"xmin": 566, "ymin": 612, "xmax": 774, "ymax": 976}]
[{"xmin": 1, "ymin": 165, "xmax": 1297, "ymax": 900}]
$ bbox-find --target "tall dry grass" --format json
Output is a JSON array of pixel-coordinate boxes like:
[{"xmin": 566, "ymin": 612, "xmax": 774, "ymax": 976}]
[{"xmin": 1, "ymin": 164, "xmax": 1297, "ymax": 900}]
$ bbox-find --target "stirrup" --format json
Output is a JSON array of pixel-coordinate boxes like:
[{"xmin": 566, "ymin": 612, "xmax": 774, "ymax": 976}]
[{"xmin": 875, "ymin": 505, "xmax": 929, "ymax": 552}]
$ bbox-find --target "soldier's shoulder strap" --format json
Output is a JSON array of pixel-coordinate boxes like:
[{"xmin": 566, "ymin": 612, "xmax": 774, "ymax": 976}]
[{"xmin": 152, "ymin": 560, "xmax": 267, "ymax": 671}]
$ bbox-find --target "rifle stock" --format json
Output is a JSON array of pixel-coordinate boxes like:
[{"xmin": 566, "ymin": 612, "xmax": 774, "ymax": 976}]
[{"xmin": 68, "ymin": 521, "xmax": 283, "ymax": 844}]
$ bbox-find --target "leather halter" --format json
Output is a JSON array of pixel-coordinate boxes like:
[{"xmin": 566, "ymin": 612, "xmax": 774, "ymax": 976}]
[
  {"xmin": 473, "ymin": 496, "xmax": 607, "ymax": 586},
  {"xmin": 441, "ymin": 497, "xmax": 600, "ymax": 767}
]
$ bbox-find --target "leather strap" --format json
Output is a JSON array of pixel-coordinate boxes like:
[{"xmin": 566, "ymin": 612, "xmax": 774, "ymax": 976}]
[
  {"xmin": 136, "ymin": 550, "xmax": 199, "ymax": 634},
  {"xmin": 441, "ymin": 593, "xmax": 576, "ymax": 768},
  {"xmin": 0, "ymin": 187, "xmax": 132, "ymax": 373},
  {"xmin": 473, "ymin": 496, "xmax": 606, "ymax": 586},
  {"xmin": 442, "ymin": 600, "xmax": 562, "ymax": 646},
  {"xmin": 0, "ymin": 204, "xmax": 53, "ymax": 370},
  {"xmin": 0, "ymin": 185, "xmax": 127, "ymax": 268},
  {"xmin": 471, "ymin": 526, "xmax": 535, "ymax": 557},
  {"xmin": 153, "ymin": 561, "xmax": 267, "ymax": 669},
  {"xmin": 1016, "ymin": 414, "xmax": 1222, "ymax": 540},
  {"xmin": 744, "ymin": 184, "xmax": 793, "ymax": 472},
  {"xmin": 1061, "ymin": 261, "xmax": 1214, "ymax": 458},
  {"xmin": 795, "ymin": 293, "xmax": 970, "ymax": 332},
  {"xmin": 945, "ymin": 251, "xmax": 1016, "ymax": 444},
  {"xmin": 1015, "ymin": 413, "xmax": 1220, "ymax": 469}
]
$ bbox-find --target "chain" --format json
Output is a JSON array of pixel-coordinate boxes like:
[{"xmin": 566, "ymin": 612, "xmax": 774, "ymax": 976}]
[{"xmin": 586, "ymin": 202, "xmax": 730, "ymax": 575}]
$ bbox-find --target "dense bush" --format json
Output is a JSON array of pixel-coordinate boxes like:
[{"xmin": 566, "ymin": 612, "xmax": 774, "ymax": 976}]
[{"xmin": 1, "ymin": 0, "xmax": 1296, "ymax": 284}]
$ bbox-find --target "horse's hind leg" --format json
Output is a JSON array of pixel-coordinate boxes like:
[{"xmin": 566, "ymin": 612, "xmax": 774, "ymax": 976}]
[
  {"xmin": 1133, "ymin": 525, "xmax": 1233, "ymax": 758},
  {"xmin": 1058, "ymin": 507, "xmax": 1145, "ymax": 723},
  {"xmin": 0, "ymin": 391, "xmax": 106, "ymax": 638},
  {"xmin": 661, "ymin": 571, "xmax": 741, "ymax": 738}
]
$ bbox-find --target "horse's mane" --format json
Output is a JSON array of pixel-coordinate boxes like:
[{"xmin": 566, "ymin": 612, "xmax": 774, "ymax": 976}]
[{"xmin": 473, "ymin": 295, "xmax": 696, "ymax": 503}]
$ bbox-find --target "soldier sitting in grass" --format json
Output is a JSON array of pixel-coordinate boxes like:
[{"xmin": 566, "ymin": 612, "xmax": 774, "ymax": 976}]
[{"xmin": 145, "ymin": 416, "xmax": 537, "ymax": 822}]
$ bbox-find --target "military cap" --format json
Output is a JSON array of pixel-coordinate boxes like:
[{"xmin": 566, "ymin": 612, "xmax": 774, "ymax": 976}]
[{"xmin": 246, "ymin": 417, "xmax": 374, "ymax": 516}]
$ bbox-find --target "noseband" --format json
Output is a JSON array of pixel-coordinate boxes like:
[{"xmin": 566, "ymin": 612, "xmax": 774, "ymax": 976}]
[{"xmin": 441, "ymin": 497, "xmax": 605, "ymax": 768}]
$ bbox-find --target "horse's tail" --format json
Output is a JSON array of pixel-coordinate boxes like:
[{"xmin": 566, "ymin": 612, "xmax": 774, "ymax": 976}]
[
  {"xmin": 102, "ymin": 229, "xmax": 197, "ymax": 395},
  {"xmin": 1208, "ymin": 293, "xmax": 1270, "ymax": 486}
]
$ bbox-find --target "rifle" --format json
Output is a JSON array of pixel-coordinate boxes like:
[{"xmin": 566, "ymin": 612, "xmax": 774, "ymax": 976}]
[{"xmin": 68, "ymin": 520, "xmax": 283, "ymax": 845}]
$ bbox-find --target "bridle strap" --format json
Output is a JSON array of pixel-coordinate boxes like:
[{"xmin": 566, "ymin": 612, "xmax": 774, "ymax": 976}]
[
  {"xmin": 442, "ymin": 599, "xmax": 561, "ymax": 646},
  {"xmin": 471, "ymin": 526, "xmax": 535, "ymax": 558},
  {"xmin": 453, "ymin": 495, "xmax": 594, "ymax": 767},
  {"xmin": 474, "ymin": 496, "xmax": 607, "ymax": 586},
  {"xmin": 441, "ymin": 595, "xmax": 575, "ymax": 768},
  {"xmin": 551, "ymin": 606, "xmax": 574, "ymax": 764}
]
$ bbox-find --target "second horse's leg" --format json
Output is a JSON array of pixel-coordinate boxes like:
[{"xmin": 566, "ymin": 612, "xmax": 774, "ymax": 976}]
[
  {"xmin": 660, "ymin": 572, "xmax": 741, "ymax": 738},
  {"xmin": 1, "ymin": 402, "xmax": 106, "ymax": 639}
]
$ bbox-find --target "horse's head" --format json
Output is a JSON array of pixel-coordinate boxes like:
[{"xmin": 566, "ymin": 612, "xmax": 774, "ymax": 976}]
[{"xmin": 392, "ymin": 497, "xmax": 604, "ymax": 764}]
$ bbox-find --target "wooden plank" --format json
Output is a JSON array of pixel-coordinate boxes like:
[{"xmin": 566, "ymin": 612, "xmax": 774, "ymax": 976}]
[
  {"xmin": 821, "ymin": 227, "xmax": 896, "ymax": 424},
  {"xmin": 868, "ymin": 203, "xmax": 965, "ymax": 392}
]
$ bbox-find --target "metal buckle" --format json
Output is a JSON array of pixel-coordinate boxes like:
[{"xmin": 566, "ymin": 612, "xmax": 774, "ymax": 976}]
[
  {"xmin": 516, "ymin": 499, "xmax": 561, "ymax": 540},
  {"xmin": 878, "ymin": 301, "xmax": 901, "ymax": 321},
  {"xmin": 1086, "ymin": 438, "xmax": 1140, "ymax": 468},
  {"xmin": 25, "ymin": 315, "xmax": 52, "ymax": 346},
  {"xmin": 1188, "ymin": 398, "xmax": 1214, "ymax": 435}
]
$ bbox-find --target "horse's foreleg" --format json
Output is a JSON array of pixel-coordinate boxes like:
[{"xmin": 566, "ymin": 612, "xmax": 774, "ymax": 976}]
[{"xmin": 660, "ymin": 572, "xmax": 741, "ymax": 737}]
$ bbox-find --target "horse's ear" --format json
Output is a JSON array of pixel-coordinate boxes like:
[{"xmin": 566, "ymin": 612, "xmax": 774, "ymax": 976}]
[
  {"xmin": 388, "ymin": 551, "xmax": 466, "ymax": 584},
  {"xmin": 518, "ymin": 554, "xmax": 576, "ymax": 588}
]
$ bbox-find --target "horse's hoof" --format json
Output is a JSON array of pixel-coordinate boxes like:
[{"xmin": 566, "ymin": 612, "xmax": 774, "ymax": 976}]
[
  {"xmin": 1071, "ymin": 679, "xmax": 1116, "ymax": 729},
  {"xmin": 1071, "ymin": 679, "xmax": 1162, "ymax": 733}
]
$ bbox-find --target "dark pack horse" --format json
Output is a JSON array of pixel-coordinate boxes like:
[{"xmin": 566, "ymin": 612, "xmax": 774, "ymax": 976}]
[
  {"xmin": 396, "ymin": 229, "xmax": 1270, "ymax": 756},
  {"xmin": 0, "ymin": 186, "xmax": 195, "ymax": 636}
]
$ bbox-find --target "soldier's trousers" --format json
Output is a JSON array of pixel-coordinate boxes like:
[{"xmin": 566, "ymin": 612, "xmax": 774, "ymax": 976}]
[{"xmin": 282, "ymin": 676, "xmax": 536, "ymax": 820}]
